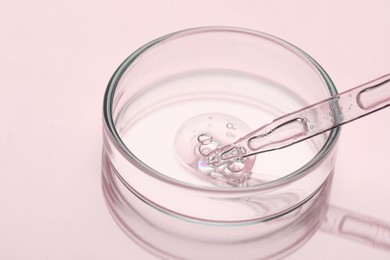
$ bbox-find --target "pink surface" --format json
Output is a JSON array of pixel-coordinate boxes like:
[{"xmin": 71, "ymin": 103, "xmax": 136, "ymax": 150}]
[{"xmin": 0, "ymin": 0, "xmax": 389, "ymax": 259}]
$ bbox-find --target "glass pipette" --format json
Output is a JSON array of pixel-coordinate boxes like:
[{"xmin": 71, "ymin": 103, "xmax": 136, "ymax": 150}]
[{"xmin": 208, "ymin": 74, "xmax": 390, "ymax": 166}]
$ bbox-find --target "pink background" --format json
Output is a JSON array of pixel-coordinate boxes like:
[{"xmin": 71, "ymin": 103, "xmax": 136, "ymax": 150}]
[{"xmin": 1, "ymin": 0, "xmax": 389, "ymax": 259}]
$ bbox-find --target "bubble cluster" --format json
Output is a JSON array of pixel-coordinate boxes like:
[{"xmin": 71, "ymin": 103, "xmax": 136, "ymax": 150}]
[{"xmin": 174, "ymin": 113, "xmax": 256, "ymax": 187}]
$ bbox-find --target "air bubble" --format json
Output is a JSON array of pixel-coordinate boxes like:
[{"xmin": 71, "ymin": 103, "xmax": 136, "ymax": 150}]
[
  {"xmin": 227, "ymin": 160, "xmax": 245, "ymax": 172},
  {"xmin": 226, "ymin": 122, "xmax": 237, "ymax": 130},
  {"xmin": 239, "ymin": 146, "xmax": 247, "ymax": 155},
  {"xmin": 197, "ymin": 134, "xmax": 213, "ymax": 144}
]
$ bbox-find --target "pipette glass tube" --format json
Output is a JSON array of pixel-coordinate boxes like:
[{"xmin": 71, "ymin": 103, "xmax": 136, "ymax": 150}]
[{"xmin": 208, "ymin": 74, "xmax": 390, "ymax": 167}]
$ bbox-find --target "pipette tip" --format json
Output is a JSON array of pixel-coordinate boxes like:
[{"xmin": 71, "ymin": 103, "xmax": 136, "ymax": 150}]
[{"xmin": 207, "ymin": 144, "xmax": 245, "ymax": 166}]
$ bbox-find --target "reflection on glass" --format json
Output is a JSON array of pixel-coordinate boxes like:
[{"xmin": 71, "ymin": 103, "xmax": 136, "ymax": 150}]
[
  {"xmin": 102, "ymin": 151, "xmax": 333, "ymax": 260},
  {"xmin": 103, "ymin": 153, "xmax": 390, "ymax": 259},
  {"xmin": 321, "ymin": 206, "xmax": 390, "ymax": 251}
]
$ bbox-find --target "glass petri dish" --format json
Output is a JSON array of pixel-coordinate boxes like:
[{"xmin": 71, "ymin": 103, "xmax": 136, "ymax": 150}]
[{"xmin": 102, "ymin": 27, "xmax": 340, "ymax": 259}]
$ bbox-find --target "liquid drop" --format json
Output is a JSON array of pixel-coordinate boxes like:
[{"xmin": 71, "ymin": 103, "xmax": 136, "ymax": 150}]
[{"xmin": 174, "ymin": 113, "xmax": 255, "ymax": 187}]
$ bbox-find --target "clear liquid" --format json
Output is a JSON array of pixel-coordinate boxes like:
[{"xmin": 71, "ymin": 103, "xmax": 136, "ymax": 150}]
[
  {"xmin": 174, "ymin": 113, "xmax": 256, "ymax": 187},
  {"xmin": 116, "ymin": 69, "xmax": 322, "ymax": 188}
]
